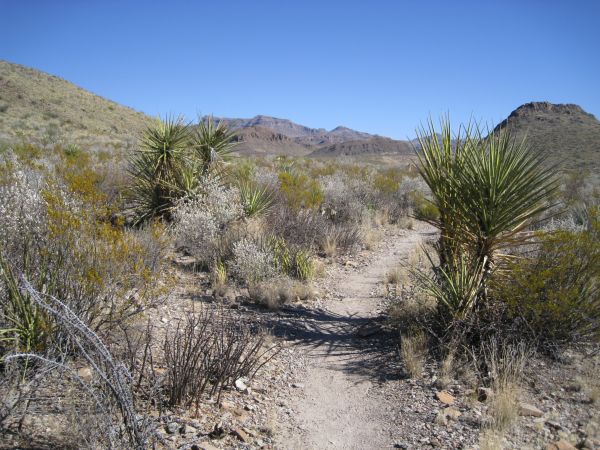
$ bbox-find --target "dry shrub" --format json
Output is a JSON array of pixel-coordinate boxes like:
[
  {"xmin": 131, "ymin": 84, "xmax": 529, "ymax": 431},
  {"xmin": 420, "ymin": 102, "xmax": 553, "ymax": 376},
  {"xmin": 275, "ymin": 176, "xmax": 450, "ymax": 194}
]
[
  {"xmin": 164, "ymin": 308, "xmax": 280, "ymax": 407},
  {"xmin": 481, "ymin": 340, "xmax": 530, "ymax": 432},
  {"xmin": 322, "ymin": 235, "xmax": 337, "ymax": 257},
  {"xmin": 436, "ymin": 350, "xmax": 455, "ymax": 389},
  {"xmin": 479, "ymin": 430, "xmax": 504, "ymax": 450},
  {"xmin": 248, "ymin": 278, "xmax": 314, "ymax": 309},
  {"xmin": 495, "ymin": 208, "xmax": 600, "ymax": 350},
  {"xmin": 400, "ymin": 330, "xmax": 428, "ymax": 378},
  {"xmin": 386, "ymin": 266, "xmax": 404, "ymax": 285},
  {"xmin": 3, "ymin": 283, "xmax": 151, "ymax": 449}
]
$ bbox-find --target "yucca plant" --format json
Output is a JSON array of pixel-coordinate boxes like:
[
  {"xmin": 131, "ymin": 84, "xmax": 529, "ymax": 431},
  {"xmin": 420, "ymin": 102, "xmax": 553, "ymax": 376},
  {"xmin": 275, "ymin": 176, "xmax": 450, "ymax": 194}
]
[
  {"xmin": 0, "ymin": 251, "xmax": 52, "ymax": 359},
  {"xmin": 127, "ymin": 115, "xmax": 238, "ymax": 224},
  {"xmin": 239, "ymin": 181, "xmax": 274, "ymax": 217},
  {"xmin": 127, "ymin": 116, "xmax": 192, "ymax": 223},
  {"xmin": 193, "ymin": 116, "xmax": 237, "ymax": 175},
  {"xmin": 414, "ymin": 118, "xmax": 557, "ymax": 320}
]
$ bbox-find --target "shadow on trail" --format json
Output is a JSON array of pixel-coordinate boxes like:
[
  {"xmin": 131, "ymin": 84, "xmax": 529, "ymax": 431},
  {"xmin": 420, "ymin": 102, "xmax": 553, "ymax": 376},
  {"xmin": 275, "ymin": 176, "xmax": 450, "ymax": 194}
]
[{"xmin": 250, "ymin": 302, "xmax": 405, "ymax": 382}]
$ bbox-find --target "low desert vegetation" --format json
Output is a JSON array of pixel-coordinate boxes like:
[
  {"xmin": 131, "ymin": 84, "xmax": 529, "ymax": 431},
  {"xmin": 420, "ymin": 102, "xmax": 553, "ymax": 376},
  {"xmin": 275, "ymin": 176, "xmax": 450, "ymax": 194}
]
[
  {"xmin": 387, "ymin": 117, "xmax": 599, "ymax": 446},
  {"xmin": 0, "ymin": 113, "xmax": 424, "ymax": 447}
]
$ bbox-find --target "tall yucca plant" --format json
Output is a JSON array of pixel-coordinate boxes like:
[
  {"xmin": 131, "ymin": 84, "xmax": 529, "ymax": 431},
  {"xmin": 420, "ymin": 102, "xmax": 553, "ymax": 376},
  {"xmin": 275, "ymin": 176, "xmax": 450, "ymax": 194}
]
[
  {"xmin": 194, "ymin": 116, "xmax": 237, "ymax": 175},
  {"xmin": 127, "ymin": 115, "xmax": 238, "ymax": 224},
  {"xmin": 128, "ymin": 116, "xmax": 192, "ymax": 223},
  {"xmin": 415, "ymin": 118, "xmax": 557, "ymax": 319}
]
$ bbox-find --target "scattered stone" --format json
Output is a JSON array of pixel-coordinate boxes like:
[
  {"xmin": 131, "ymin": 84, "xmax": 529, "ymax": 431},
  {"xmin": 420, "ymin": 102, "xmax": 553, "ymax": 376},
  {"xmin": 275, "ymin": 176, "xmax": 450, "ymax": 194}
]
[
  {"xmin": 165, "ymin": 422, "xmax": 179, "ymax": 434},
  {"xmin": 545, "ymin": 420, "xmax": 562, "ymax": 430},
  {"xmin": 435, "ymin": 390, "xmax": 456, "ymax": 405},
  {"xmin": 519, "ymin": 402, "xmax": 544, "ymax": 417},
  {"xmin": 181, "ymin": 424, "xmax": 198, "ymax": 435},
  {"xmin": 232, "ymin": 427, "xmax": 250, "ymax": 442},
  {"xmin": 291, "ymin": 383, "xmax": 305, "ymax": 388},
  {"xmin": 443, "ymin": 407, "xmax": 462, "ymax": 420},
  {"xmin": 77, "ymin": 366, "xmax": 93, "ymax": 382},
  {"xmin": 545, "ymin": 439, "xmax": 577, "ymax": 450},
  {"xmin": 235, "ymin": 378, "xmax": 248, "ymax": 391},
  {"xmin": 193, "ymin": 443, "xmax": 220, "ymax": 450},
  {"xmin": 160, "ymin": 317, "xmax": 168, "ymax": 324},
  {"xmin": 477, "ymin": 387, "xmax": 493, "ymax": 402}
]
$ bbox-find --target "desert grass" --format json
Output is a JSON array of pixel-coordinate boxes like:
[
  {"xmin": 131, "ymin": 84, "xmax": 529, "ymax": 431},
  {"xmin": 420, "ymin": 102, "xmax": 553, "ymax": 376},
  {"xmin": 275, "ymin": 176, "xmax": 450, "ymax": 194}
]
[
  {"xmin": 482, "ymin": 341, "xmax": 530, "ymax": 434},
  {"xmin": 400, "ymin": 330, "xmax": 428, "ymax": 378}
]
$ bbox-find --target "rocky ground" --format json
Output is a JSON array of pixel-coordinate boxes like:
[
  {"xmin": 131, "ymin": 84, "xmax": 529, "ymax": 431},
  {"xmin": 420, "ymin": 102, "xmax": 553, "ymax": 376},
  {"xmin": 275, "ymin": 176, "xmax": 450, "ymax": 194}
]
[{"xmin": 2, "ymin": 224, "xmax": 598, "ymax": 450}]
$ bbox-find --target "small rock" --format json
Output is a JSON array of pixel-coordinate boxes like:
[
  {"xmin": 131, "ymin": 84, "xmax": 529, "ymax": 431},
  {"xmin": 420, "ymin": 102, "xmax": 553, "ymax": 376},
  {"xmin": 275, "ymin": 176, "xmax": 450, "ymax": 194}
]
[
  {"xmin": 519, "ymin": 402, "xmax": 544, "ymax": 417},
  {"xmin": 478, "ymin": 387, "xmax": 493, "ymax": 402},
  {"xmin": 165, "ymin": 422, "xmax": 179, "ymax": 434},
  {"xmin": 545, "ymin": 439, "xmax": 577, "ymax": 450},
  {"xmin": 545, "ymin": 420, "xmax": 562, "ymax": 430},
  {"xmin": 443, "ymin": 407, "xmax": 462, "ymax": 420},
  {"xmin": 77, "ymin": 367, "xmax": 93, "ymax": 382},
  {"xmin": 232, "ymin": 427, "xmax": 250, "ymax": 442},
  {"xmin": 235, "ymin": 378, "xmax": 248, "ymax": 391},
  {"xmin": 291, "ymin": 382, "xmax": 304, "ymax": 388},
  {"xmin": 580, "ymin": 438, "xmax": 595, "ymax": 449},
  {"xmin": 435, "ymin": 390, "xmax": 456, "ymax": 405},
  {"xmin": 394, "ymin": 444, "xmax": 409, "ymax": 449},
  {"xmin": 181, "ymin": 424, "xmax": 198, "ymax": 435},
  {"xmin": 193, "ymin": 443, "xmax": 220, "ymax": 450}
]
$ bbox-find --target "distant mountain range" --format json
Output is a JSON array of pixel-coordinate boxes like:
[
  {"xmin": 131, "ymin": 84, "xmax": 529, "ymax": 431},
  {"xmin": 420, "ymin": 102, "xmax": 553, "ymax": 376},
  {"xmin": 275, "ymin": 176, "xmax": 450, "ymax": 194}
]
[{"xmin": 0, "ymin": 60, "xmax": 598, "ymax": 168}]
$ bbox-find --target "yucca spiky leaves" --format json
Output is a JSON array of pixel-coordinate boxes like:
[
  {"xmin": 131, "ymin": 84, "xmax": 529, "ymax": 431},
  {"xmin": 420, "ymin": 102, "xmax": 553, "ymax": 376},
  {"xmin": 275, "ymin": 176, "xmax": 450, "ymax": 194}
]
[
  {"xmin": 127, "ymin": 115, "xmax": 237, "ymax": 224},
  {"xmin": 415, "ymin": 118, "xmax": 558, "ymax": 319}
]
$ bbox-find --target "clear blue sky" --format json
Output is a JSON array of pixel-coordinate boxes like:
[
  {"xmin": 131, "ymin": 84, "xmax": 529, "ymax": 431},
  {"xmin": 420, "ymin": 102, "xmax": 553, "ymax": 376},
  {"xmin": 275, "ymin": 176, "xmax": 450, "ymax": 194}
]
[{"xmin": 1, "ymin": 0, "xmax": 599, "ymax": 139}]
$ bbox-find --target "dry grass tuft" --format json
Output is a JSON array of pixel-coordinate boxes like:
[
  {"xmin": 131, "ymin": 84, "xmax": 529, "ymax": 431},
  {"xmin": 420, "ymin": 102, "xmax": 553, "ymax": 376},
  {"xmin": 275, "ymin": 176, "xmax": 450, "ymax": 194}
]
[
  {"xmin": 481, "ymin": 341, "xmax": 530, "ymax": 434},
  {"xmin": 400, "ymin": 330, "xmax": 428, "ymax": 378},
  {"xmin": 322, "ymin": 235, "xmax": 338, "ymax": 257},
  {"xmin": 248, "ymin": 278, "xmax": 315, "ymax": 310}
]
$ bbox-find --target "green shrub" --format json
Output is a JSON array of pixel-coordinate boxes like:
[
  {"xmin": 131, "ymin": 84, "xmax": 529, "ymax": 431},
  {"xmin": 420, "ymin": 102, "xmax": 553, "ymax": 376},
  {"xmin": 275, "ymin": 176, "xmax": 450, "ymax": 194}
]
[
  {"xmin": 495, "ymin": 207, "xmax": 600, "ymax": 346},
  {"xmin": 410, "ymin": 191, "xmax": 439, "ymax": 221},
  {"xmin": 278, "ymin": 171, "xmax": 323, "ymax": 210}
]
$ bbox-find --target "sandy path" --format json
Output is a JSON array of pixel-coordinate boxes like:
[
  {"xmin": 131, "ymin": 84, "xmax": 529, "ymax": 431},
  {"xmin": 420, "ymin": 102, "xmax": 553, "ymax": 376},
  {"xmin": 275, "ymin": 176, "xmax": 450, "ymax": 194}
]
[{"xmin": 276, "ymin": 226, "xmax": 432, "ymax": 450}]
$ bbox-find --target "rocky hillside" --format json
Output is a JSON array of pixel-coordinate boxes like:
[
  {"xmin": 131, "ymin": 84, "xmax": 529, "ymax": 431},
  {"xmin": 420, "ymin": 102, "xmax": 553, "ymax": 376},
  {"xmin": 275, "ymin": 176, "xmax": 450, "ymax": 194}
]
[
  {"xmin": 231, "ymin": 125, "xmax": 313, "ymax": 156},
  {"xmin": 310, "ymin": 136, "xmax": 413, "ymax": 157},
  {"xmin": 0, "ymin": 60, "xmax": 152, "ymax": 149},
  {"xmin": 216, "ymin": 115, "xmax": 374, "ymax": 146},
  {"xmin": 494, "ymin": 101, "xmax": 600, "ymax": 170}
]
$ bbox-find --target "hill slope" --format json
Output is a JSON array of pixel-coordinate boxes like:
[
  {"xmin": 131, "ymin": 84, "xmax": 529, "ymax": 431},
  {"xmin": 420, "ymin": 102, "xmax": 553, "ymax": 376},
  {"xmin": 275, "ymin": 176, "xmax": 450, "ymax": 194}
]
[
  {"xmin": 311, "ymin": 136, "xmax": 413, "ymax": 157},
  {"xmin": 494, "ymin": 101, "xmax": 600, "ymax": 170},
  {"xmin": 0, "ymin": 60, "xmax": 152, "ymax": 148}
]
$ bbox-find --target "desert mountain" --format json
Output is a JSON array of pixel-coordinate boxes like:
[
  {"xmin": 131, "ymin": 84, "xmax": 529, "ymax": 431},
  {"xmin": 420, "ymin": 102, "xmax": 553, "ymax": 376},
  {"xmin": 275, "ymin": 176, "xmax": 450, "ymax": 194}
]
[
  {"xmin": 0, "ymin": 60, "xmax": 152, "ymax": 148},
  {"xmin": 494, "ymin": 101, "xmax": 600, "ymax": 170},
  {"xmin": 215, "ymin": 115, "xmax": 374, "ymax": 146}
]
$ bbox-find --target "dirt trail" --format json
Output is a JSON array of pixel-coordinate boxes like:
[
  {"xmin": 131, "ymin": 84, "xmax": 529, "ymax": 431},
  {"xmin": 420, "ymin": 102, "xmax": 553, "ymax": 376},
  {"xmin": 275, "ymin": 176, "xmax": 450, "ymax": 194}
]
[{"xmin": 276, "ymin": 226, "xmax": 433, "ymax": 450}]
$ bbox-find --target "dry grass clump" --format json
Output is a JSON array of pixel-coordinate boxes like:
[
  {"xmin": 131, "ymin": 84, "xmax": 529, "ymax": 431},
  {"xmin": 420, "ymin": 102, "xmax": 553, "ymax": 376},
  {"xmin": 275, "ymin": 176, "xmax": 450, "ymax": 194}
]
[
  {"xmin": 248, "ymin": 278, "xmax": 315, "ymax": 309},
  {"xmin": 482, "ymin": 341, "xmax": 530, "ymax": 433},
  {"xmin": 435, "ymin": 350, "xmax": 455, "ymax": 389},
  {"xmin": 400, "ymin": 330, "xmax": 428, "ymax": 378}
]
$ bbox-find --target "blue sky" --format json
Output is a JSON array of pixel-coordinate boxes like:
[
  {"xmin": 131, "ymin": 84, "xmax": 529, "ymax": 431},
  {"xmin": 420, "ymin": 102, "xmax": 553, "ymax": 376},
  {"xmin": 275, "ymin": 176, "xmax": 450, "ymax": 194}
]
[{"xmin": 1, "ymin": 1, "xmax": 599, "ymax": 139}]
